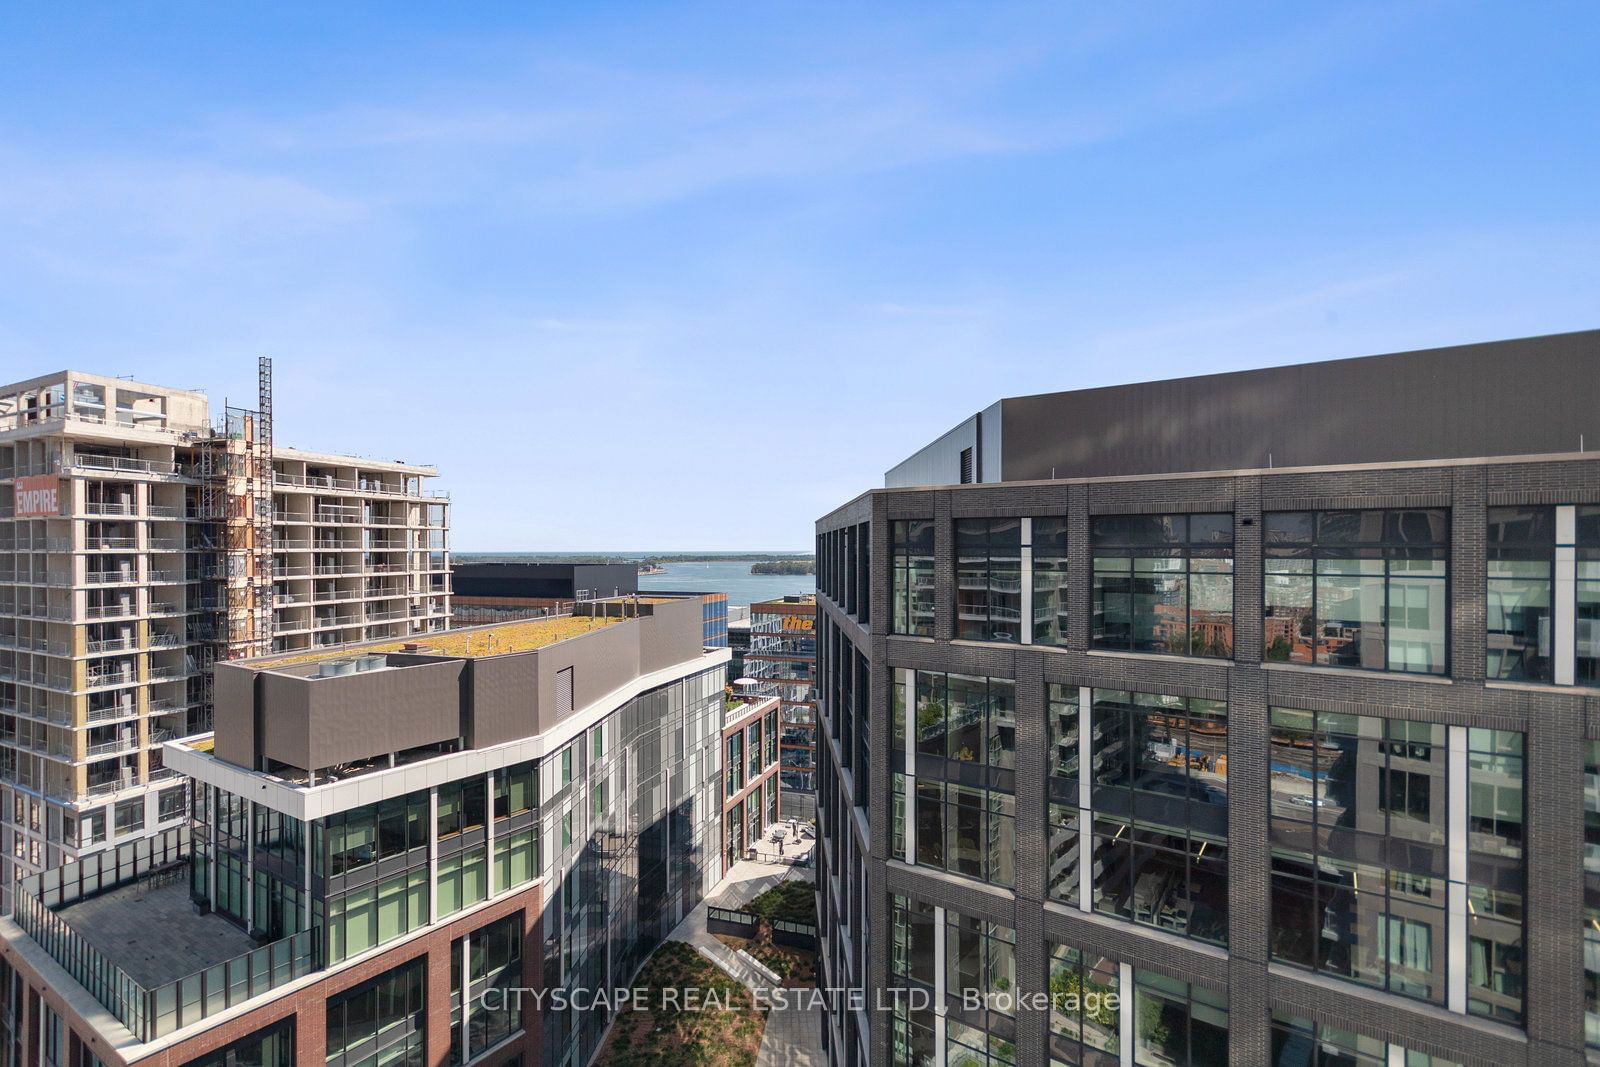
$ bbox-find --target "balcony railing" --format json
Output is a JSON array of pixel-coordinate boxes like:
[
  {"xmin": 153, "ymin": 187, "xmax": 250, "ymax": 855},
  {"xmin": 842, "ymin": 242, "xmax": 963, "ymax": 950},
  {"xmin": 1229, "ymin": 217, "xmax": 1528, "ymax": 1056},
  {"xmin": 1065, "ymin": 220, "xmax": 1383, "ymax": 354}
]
[
  {"xmin": 84, "ymin": 571, "xmax": 138, "ymax": 586},
  {"xmin": 69, "ymin": 454, "xmax": 186, "ymax": 479},
  {"xmin": 12, "ymin": 829, "xmax": 319, "ymax": 1041},
  {"xmin": 86, "ymin": 702, "xmax": 138, "ymax": 724},
  {"xmin": 81, "ymin": 537, "xmax": 138, "ymax": 551},
  {"xmin": 82, "ymin": 502, "xmax": 138, "ymax": 517},
  {"xmin": 84, "ymin": 603, "xmax": 138, "ymax": 621}
]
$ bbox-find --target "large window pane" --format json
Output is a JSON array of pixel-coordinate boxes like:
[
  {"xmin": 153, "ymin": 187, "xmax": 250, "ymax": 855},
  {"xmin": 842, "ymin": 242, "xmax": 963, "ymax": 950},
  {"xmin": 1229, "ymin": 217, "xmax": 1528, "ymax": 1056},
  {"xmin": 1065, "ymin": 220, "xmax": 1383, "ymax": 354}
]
[
  {"xmin": 1086, "ymin": 690, "xmax": 1227, "ymax": 946},
  {"xmin": 1266, "ymin": 510, "xmax": 1448, "ymax": 675},
  {"xmin": 1093, "ymin": 515, "xmax": 1232, "ymax": 659},
  {"xmin": 893, "ymin": 520, "xmax": 936, "ymax": 636}
]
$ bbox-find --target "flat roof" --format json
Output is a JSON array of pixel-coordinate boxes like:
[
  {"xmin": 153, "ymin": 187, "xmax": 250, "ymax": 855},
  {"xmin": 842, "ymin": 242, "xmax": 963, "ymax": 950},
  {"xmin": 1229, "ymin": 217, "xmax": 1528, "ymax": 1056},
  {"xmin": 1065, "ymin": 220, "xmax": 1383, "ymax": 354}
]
[
  {"xmin": 255, "ymin": 615, "xmax": 624, "ymax": 670},
  {"xmin": 0, "ymin": 369, "xmax": 209, "ymax": 399},
  {"xmin": 55, "ymin": 878, "xmax": 257, "ymax": 988}
]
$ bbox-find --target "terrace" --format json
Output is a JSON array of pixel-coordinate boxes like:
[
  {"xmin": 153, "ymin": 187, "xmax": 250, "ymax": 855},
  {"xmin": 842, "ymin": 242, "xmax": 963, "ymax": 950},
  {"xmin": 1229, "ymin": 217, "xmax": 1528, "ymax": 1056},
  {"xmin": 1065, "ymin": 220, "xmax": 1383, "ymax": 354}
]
[{"xmin": 12, "ymin": 829, "xmax": 318, "ymax": 1043}]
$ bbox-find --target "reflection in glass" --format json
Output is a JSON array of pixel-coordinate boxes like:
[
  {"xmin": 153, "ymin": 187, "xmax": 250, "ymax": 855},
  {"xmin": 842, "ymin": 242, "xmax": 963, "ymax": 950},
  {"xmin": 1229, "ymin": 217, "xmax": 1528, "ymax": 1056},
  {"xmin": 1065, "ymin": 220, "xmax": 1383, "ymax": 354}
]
[
  {"xmin": 1092, "ymin": 514, "xmax": 1234, "ymax": 659},
  {"xmin": 1264, "ymin": 509, "xmax": 1448, "ymax": 674}
]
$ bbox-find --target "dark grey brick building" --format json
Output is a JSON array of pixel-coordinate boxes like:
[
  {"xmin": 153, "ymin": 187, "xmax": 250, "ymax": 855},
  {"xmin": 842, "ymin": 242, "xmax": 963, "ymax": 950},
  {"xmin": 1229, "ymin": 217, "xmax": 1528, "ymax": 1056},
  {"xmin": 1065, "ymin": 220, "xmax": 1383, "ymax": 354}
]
[{"xmin": 814, "ymin": 330, "xmax": 1600, "ymax": 1067}]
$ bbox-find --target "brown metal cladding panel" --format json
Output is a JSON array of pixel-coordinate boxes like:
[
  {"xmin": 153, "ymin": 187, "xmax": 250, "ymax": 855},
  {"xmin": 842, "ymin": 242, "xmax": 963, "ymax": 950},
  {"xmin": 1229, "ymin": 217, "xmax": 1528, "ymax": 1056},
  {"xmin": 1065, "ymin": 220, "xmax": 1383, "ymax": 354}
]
[{"xmin": 211, "ymin": 663, "xmax": 259, "ymax": 769}]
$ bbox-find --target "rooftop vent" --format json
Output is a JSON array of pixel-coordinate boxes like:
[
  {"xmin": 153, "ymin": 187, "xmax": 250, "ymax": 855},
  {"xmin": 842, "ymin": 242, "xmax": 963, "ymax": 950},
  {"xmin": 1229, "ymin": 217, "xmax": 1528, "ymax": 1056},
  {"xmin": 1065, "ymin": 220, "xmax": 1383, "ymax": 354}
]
[{"xmin": 314, "ymin": 654, "xmax": 389, "ymax": 679}]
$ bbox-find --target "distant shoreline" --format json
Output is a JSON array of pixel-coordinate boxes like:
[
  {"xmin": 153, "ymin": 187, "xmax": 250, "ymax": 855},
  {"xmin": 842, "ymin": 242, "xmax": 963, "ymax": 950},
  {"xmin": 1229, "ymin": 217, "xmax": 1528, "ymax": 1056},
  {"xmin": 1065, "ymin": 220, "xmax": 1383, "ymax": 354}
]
[{"xmin": 456, "ymin": 553, "xmax": 815, "ymax": 567}]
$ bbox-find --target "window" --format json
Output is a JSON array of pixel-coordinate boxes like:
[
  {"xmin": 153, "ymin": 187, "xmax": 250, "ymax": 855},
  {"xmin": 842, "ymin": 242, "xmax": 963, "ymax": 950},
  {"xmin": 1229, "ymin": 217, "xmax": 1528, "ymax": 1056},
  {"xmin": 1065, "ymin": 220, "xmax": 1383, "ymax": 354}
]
[
  {"xmin": 890, "ymin": 895, "xmax": 938, "ymax": 1067},
  {"xmin": 1582, "ymin": 506, "xmax": 1600, "ymax": 684},
  {"xmin": 955, "ymin": 518, "xmax": 1022, "ymax": 642},
  {"xmin": 1269, "ymin": 1013, "xmax": 1460, "ymax": 1066},
  {"xmin": 494, "ymin": 827, "xmax": 539, "ymax": 893},
  {"xmin": 326, "ymin": 792, "xmax": 427, "ymax": 876},
  {"xmin": 1032, "ymin": 517, "xmax": 1069, "ymax": 646},
  {"xmin": 325, "ymin": 869, "xmax": 428, "ymax": 962},
  {"xmin": 914, "ymin": 673, "xmax": 1015, "ymax": 770},
  {"xmin": 157, "ymin": 786, "xmax": 186, "ymax": 822},
  {"xmin": 186, "ymin": 1019, "xmax": 295, "ymax": 1067},
  {"xmin": 1264, "ymin": 509, "xmax": 1448, "ymax": 674},
  {"xmin": 1045, "ymin": 684, "xmax": 1083, "ymax": 906},
  {"xmin": 437, "ymin": 778, "xmax": 486, "ymax": 840},
  {"xmin": 766, "ymin": 709, "xmax": 778, "ymax": 767},
  {"xmin": 79, "ymin": 808, "xmax": 106, "ymax": 847},
  {"xmin": 452, "ymin": 912, "xmax": 524, "ymax": 1064},
  {"xmin": 945, "ymin": 910, "xmax": 1017, "ymax": 1067},
  {"xmin": 1466, "ymin": 728, "xmax": 1524, "ymax": 1024},
  {"xmin": 39, "ymin": 1004, "xmax": 60, "ymax": 1067},
  {"xmin": 910, "ymin": 673, "xmax": 1015, "ymax": 888},
  {"xmin": 1092, "ymin": 513, "xmax": 1233, "ymax": 658},
  {"xmin": 1088, "ymin": 690, "xmax": 1228, "ymax": 946},
  {"xmin": 325, "ymin": 957, "xmax": 425, "ymax": 1067},
  {"xmin": 1268, "ymin": 709, "xmax": 1453, "ymax": 1005},
  {"xmin": 892, "ymin": 519, "xmax": 936, "ymax": 636},
  {"xmin": 1486, "ymin": 506, "xmax": 1554, "ymax": 681},
  {"xmin": 1047, "ymin": 943, "xmax": 1119, "ymax": 1066},
  {"xmin": 114, "ymin": 798, "xmax": 144, "ymax": 834},
  {"xmin": 436, "ymin": 847, "xmax": 488, "ymax": 919},
  {"xmin": 726, "ymin": 733, "xmax": 744, "ymax": 797},
  {"xmin": 1131, "ymin": 971, "xmax": 1227, "ymax": 1067},
  {"xmin": 493, "ymin": 762, "xmax": 537, "ymax": 820}
]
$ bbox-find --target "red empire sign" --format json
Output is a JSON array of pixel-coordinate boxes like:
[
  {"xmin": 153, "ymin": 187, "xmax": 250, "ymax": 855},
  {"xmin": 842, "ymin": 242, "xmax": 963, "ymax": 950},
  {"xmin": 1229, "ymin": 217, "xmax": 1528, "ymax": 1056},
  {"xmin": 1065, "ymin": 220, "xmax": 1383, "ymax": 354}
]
[{"xmin": 13, "ymin": 475, "xmax": 62, "ymax": 518}]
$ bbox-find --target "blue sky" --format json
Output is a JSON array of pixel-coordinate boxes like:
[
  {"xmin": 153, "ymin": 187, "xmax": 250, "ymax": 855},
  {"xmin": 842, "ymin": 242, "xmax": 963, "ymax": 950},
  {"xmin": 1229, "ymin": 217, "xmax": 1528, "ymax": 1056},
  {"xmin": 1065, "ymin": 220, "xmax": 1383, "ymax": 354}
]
[{"xmin": 1, "ymin": 3, "xmax": 1596, "ymax": 550}]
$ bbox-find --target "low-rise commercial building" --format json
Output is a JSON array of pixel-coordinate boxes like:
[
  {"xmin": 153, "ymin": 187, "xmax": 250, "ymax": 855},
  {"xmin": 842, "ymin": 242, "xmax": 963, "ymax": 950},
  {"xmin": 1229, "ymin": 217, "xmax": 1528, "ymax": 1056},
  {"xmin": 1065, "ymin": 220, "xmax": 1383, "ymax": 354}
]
[
  {"xmin": 720, "ymin": 689, "xmax": 782, "ymax": 870},
  {"xmin": 450, "ymin": 562, "xmax": 638, "ymax": 625},
  {"xmin": 0, "ymin": 596, "xmax": 730, "ymax": 1067}
]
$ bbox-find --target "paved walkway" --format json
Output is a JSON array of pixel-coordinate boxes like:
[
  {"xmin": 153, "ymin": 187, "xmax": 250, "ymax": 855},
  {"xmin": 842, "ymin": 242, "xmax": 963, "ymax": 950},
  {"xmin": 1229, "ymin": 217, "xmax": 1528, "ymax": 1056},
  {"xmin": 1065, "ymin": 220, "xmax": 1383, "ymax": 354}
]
[{"xmin": 666, "ymin": 849, "xmax": 823, "ymax": 1066}]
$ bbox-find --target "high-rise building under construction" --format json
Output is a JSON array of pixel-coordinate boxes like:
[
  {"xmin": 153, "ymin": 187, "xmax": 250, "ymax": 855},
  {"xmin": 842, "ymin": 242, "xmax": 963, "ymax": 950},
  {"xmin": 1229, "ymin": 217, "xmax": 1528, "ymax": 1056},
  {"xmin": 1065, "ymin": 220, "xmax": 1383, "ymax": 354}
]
[{"xmin": 0, "ymin": 364, "xmax": 451, "ymax": 907}]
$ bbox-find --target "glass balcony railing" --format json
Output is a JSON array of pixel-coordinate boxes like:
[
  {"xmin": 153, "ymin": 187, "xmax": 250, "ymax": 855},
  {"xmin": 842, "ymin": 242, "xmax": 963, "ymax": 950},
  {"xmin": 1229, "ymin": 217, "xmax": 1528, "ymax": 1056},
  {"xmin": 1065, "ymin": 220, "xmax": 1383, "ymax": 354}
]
[{"xmin": 12, "ymin": 828, "xmax": 319, "ymax": 1042}]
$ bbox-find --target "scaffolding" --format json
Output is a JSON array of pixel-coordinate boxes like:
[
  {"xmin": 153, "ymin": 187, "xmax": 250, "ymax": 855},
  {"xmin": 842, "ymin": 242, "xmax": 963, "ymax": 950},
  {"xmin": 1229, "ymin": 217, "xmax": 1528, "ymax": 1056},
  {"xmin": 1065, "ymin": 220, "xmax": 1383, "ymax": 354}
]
[{"xmin": 196, "ymin": 358, "xmax": 275, "ymax": 672}]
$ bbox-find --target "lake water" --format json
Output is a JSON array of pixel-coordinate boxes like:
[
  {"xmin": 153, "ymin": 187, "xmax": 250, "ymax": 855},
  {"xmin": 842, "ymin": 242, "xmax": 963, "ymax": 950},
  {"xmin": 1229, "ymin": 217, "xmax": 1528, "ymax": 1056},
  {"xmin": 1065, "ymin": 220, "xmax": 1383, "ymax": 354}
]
[{"xmin": 639, "ymin": 560, "xmax": 815, "ymax": 608}]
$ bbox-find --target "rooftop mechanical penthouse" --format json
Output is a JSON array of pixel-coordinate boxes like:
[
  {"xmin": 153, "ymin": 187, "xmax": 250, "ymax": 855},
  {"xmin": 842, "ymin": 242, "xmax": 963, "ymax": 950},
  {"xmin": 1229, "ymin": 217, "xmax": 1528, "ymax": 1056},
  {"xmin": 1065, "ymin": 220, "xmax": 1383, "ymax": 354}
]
[
  {"xmin": 814, "ymin": 330, "xmax": 1600, "ymax": 1067},
  {"xmin": 0, "ymin": 595, "xmax": 736, "ymax": 1067}
]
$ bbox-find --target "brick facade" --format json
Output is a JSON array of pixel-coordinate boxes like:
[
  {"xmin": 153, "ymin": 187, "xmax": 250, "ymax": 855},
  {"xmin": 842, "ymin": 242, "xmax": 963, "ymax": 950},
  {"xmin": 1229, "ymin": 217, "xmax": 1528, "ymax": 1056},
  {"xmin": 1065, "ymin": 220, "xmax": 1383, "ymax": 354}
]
[{"xmin": 817, "ymin": 454, "xmax": 1600, "ymax": 1067}]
